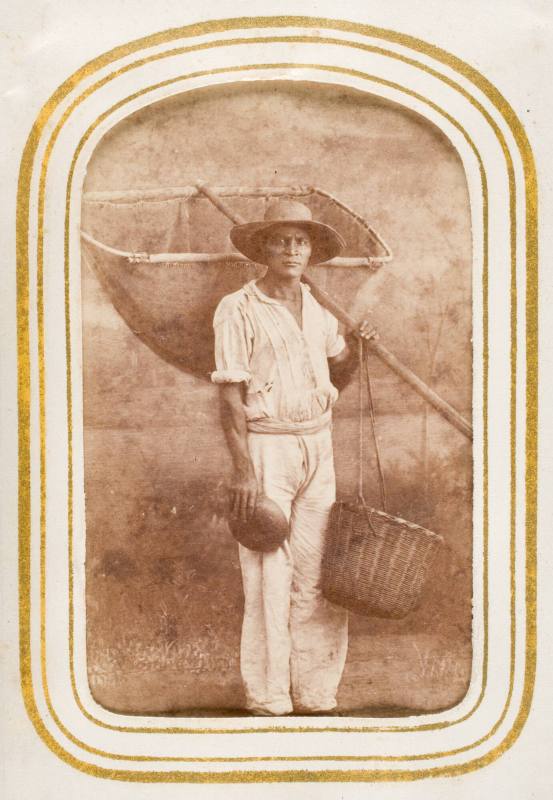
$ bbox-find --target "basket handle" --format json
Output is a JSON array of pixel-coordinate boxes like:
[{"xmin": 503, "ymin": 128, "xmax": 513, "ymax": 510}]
[
  {"xmin": 357, "ymin": 339, "xmax": 387, "ymax": 512},
  {"xmin": 354, "ymin": 494, "xmax": 386, "ymax": 539}
]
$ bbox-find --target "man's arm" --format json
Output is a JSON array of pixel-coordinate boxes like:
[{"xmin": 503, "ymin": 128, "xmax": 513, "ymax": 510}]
[
  {"xmin": 218, "ymin": 383, "xmax": 258, "ymax": 523},
  {"xmin": 328, "ymin": 320, "xmax": 378, "ymax": 390}
]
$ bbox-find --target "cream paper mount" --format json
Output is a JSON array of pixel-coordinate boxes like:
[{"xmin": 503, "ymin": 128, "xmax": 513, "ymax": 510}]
[{"xmin": 14, "ymin": 13, "xmax": 537, "ymax": 786}]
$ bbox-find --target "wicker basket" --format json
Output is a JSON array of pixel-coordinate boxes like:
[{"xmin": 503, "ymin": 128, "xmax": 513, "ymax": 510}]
[{"xmin": 322, "ymin": 499, "xmax": 444, "ymax": 619}]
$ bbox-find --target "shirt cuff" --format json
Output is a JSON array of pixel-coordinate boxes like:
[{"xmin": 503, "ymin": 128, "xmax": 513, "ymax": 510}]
[
  {"xmin": 327, "ymin": 334, "xmax": 346, "ymax": 358},
  {"xmin": 211, "ymin": 369, "xmax": 251, "ymax": 384}
]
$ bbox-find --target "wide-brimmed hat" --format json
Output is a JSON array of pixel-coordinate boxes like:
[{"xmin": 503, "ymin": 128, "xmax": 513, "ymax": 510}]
[
  {"xmin": 229, "ymin": 495, "xmax": 289, "ymax": 552},
  {"xmin": 230, "ymin": 199, "xmax": 346, "ymax": 266}
]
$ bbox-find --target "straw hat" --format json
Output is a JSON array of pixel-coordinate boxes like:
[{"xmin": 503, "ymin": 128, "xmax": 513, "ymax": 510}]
[
  {"xmin": 229, "ymin": 495, "xmax": 289, "ymax": 552},
  {"xmin": 230, "ymin": 199, "xmax": 345, "ymax": 266}
]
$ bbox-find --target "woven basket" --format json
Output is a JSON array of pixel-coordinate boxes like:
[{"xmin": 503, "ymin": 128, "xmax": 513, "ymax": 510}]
[{"xmin": 322, "ymin": 499, "xmax": 444, "ymax": 619}]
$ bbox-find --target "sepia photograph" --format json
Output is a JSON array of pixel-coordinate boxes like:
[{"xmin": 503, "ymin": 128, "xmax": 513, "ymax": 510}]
[
  {"xmin": 3, "ymin": 1, "xmax": 547, "ymax": 795},
  {"xmin": 80, "ymin": 79, "xmax": 473, "ymax": 718}
]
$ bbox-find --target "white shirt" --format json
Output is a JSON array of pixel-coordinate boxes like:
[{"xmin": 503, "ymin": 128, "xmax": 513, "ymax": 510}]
[{"xmin": 211, "ymin": 280, "xmax": 345, "ymax": 432}]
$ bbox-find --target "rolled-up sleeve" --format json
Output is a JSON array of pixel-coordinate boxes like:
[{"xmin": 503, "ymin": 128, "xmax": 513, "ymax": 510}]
[
  {"xmin": 324, "ymin": 309, "xmax": 346, "ymax": 358},
  {"xmin": 211, "ymin": 298, "xmax": 253, "ymax": 384}
]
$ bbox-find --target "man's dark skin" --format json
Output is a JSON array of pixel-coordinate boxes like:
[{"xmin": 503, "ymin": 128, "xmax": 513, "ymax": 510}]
[{"xmin": 219, "ymin": 224, "xmax": 378, "ymax": 522}]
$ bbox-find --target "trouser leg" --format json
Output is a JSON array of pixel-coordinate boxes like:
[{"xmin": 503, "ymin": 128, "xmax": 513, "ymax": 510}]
[
  {"xmin": 237, "ymin": 434, "xmax": 299, "ymax": 715},
  {"xmin": 289, "ymin": 430, "xmax": 349, "ymax": 712},
  {"xmin": 238, "ymin": 545, "xmax": 293, "ymax": 715}
]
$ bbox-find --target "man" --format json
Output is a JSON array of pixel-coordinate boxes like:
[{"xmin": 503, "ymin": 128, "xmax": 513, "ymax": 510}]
[{"xmin": 211, "ymin": 199, "xmax": 376, "ymax": 716}]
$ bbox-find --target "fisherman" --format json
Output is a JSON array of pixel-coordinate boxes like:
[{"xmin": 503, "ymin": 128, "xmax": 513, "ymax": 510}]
[{"xmin": 211, "ymin": 199, "xmax": 377, "ymax": 716}]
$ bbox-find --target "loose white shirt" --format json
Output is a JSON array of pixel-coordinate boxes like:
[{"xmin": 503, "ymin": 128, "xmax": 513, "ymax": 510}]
[{"xmin": 211, "ymin": 280, "xmax": 345, "ymax": 432}]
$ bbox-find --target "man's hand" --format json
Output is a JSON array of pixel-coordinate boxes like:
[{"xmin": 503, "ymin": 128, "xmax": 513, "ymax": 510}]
[
  {"xmin": 357, "ymin": 316, "xmax": 379, "ymax": 343},
  {"xmin": 230, "ymin": 468, "xmax": 258, "ymax": 524}
]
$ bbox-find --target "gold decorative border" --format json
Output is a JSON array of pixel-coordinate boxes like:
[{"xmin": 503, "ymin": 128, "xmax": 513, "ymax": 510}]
[
  {"xmin": 16, "ymin": 17, "xmax": 537, "ymax": 782},
  {"xmin": 63, "ymin": 58, "xmax": 489, "ymax": 739}
]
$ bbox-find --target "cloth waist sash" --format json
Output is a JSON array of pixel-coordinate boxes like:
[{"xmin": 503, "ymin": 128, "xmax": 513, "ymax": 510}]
[{"xmin": 247, "ymin": 410, "xmax": 332, "ymax": 435}]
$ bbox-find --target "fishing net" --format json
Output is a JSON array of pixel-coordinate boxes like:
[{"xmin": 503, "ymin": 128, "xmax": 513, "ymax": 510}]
[{"xmin": 81, "ymin": 186, "xmax": 390, "ymax": 380}]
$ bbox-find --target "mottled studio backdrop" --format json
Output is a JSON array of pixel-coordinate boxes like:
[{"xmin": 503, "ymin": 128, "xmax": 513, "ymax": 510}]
[{"xmin": 81, "ymin": 81, "xmax": 473, "ymax": 715}]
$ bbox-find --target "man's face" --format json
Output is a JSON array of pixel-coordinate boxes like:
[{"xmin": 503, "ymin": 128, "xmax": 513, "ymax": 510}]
[{"xmin": 262, "ymin": 225, "xmax": 312, "ymax": 279}]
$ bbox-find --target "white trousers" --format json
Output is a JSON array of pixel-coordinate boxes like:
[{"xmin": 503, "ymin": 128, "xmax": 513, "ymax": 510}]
[{"xmin": 238, "ymin": 427, "xmax": 348, "ymax": 715}]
